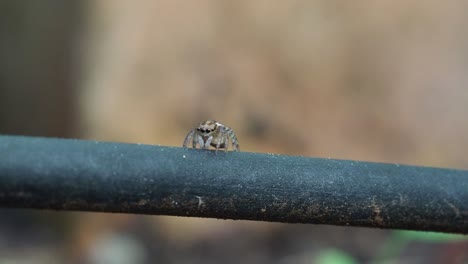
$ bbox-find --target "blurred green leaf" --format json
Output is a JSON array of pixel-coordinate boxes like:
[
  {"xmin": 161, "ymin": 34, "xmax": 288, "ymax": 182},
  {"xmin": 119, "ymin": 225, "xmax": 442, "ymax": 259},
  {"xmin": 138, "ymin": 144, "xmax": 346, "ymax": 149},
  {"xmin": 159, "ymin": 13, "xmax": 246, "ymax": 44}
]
[
  {"xmin": 395, "ymin": 230, "xmax": 468, "ymax": 243},
  {"xmin": 315, "ymin": 249, "xmax": 358, "ymax": 264}
]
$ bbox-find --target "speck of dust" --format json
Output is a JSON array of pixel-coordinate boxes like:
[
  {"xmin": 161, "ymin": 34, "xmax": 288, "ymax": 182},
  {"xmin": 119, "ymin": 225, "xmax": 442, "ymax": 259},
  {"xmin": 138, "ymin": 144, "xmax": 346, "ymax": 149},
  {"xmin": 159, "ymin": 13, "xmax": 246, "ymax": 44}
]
[{"xmin": 183, "ymin": 155, "xmax": 186, "ymax": 158}]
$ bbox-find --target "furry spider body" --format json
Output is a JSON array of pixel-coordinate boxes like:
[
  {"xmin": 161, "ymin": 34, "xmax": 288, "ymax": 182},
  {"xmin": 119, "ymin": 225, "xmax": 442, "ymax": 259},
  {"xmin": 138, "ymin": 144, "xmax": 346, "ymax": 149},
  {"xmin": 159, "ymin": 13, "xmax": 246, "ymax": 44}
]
[{"xmin": 183, "ymin": 120, "xmax": 240, "ymax": 152}]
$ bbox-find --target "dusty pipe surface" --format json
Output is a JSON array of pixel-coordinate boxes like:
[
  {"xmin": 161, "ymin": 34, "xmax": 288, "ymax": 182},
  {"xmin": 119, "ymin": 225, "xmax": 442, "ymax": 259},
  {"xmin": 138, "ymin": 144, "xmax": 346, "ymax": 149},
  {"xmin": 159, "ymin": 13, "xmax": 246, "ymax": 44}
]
[{"xmin": 0, "ymin": 135, "xmax": 466, "ymax": 234}]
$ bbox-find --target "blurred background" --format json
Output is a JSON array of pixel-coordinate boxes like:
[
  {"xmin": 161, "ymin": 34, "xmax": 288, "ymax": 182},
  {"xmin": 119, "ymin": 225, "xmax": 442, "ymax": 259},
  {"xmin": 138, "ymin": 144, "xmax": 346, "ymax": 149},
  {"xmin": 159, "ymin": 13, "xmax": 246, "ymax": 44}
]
[{"xmin": 0, "ymin": 1, "xmax": 467, "ymax": 263}]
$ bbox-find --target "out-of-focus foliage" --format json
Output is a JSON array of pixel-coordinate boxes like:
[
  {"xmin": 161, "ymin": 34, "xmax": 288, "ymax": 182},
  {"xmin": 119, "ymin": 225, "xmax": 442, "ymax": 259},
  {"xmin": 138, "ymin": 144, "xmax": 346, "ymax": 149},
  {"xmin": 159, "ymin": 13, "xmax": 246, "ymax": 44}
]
[
  {"xmin": 395, "ymin": 231, "xmax": 468, "ymax": 243},
  {"xmin": 316, "ymin": 249, "xmax": 358, "ymax": 264}
]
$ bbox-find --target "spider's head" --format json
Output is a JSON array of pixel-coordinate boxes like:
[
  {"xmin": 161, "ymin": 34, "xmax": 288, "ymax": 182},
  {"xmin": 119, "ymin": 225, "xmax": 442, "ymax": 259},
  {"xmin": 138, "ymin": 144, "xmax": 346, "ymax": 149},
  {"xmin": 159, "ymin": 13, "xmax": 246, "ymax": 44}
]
[{"xmin": 197, "ymin": 120, "xmax": 218, "ymax": 135}]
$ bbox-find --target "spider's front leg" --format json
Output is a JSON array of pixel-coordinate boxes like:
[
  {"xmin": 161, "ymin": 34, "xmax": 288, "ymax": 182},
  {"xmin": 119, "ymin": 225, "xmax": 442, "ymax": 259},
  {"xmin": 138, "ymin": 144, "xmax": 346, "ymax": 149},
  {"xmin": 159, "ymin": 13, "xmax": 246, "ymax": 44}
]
[{"xmin": 183, "ymin": 129, "xmax": 195, "ymax": 148}]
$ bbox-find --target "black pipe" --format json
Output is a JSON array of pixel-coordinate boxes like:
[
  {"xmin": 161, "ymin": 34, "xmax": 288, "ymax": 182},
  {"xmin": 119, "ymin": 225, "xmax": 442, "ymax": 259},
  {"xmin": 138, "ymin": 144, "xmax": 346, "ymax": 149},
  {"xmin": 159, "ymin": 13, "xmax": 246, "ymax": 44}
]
[{"xmin": 0, "ymin": 135, "xmax": 466, "ymax": 234}]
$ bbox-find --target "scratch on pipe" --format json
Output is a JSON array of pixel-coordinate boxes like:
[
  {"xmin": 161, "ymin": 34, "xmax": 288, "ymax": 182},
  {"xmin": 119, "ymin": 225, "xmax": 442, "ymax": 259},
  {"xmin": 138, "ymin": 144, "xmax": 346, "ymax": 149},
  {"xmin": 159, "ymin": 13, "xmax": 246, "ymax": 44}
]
[
  {"xmin": 444, "ymin": 199, "xmax": 460, "ymax": 218},
  {"xmin": 195, "ymin": 195, "xmax": 204, "ymax": 210},
  {"xmin": 371, "ymin": 197, "xmax": 384, "ymax": 225}
]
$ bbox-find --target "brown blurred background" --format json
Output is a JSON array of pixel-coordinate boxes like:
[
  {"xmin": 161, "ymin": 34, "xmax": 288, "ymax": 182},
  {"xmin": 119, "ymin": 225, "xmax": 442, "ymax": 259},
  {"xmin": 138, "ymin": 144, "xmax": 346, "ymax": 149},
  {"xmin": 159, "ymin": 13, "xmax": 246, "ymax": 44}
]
[{"xmin": 0, "ymin": 1, "xmax": 467, "ymax": 263}]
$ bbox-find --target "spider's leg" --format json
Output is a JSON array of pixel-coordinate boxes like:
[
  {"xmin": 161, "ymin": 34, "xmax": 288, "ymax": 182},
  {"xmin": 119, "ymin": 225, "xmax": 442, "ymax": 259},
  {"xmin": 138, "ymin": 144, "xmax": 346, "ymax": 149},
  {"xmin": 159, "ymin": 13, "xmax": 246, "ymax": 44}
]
[
  {"xmin": 225, "ymin": 126, "xmax": 240, "ymax": 151},
  {"xmin": 183, "ymin": 129, "xmax": 195, "ymax": 148},
  {"xmin": 223, "ymin": 134, "xmax": 229, "ymax": 152},
  {"xmin": 192, "ymin": 134, "xmax": 198, "ymax": 148}
]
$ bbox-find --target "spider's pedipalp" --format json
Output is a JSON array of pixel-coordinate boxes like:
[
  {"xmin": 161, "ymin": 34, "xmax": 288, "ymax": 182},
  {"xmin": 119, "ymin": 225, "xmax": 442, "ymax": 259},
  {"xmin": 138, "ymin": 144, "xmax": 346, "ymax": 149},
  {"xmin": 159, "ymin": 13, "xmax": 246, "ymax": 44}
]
[
  {"xmin": 204, "ymin": 135, "xmax": 213, "ymax": 149},
  {"xmin": 196, "ymin": 133, "xmax": 205, "ymax": 149}
]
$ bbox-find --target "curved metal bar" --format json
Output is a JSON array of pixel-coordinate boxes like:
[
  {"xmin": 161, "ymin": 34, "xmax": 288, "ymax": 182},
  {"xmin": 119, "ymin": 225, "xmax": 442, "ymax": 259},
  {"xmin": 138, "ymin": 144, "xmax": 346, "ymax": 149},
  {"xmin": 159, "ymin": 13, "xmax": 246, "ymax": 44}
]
[{"xmin": 0, "ymin": 135, "xmax": 466, "ymax": 234}]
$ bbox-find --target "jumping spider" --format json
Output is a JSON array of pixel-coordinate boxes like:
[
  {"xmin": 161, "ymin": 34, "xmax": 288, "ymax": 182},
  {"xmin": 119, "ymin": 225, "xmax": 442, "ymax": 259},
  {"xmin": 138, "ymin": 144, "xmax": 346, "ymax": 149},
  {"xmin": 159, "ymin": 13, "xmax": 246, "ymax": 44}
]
[{"xmin": 183, "ymin": 120, "xmax": 240, "ymax": 152}]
